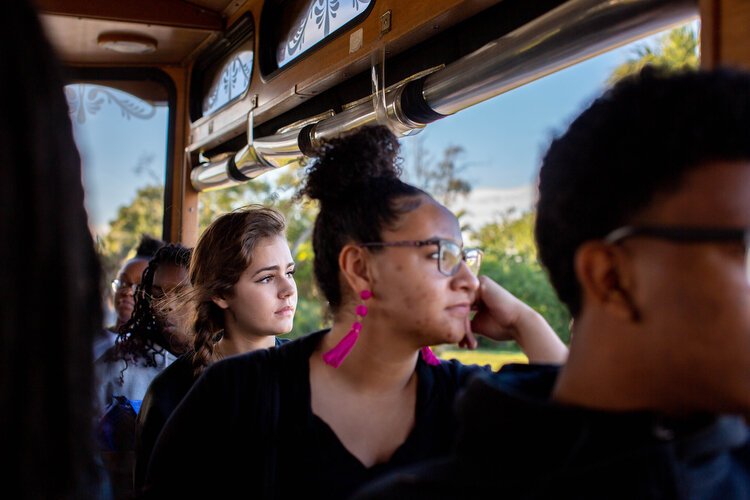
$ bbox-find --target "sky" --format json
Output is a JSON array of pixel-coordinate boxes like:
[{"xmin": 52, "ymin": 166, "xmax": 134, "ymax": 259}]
[{"xmin": 70, "ymin": 24, "xmax": 690, "ymax": 235}]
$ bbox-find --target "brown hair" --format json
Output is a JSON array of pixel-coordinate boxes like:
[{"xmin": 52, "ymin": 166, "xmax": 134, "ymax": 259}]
[{"xmin": 189, "ymin": 205, "xmax": 286, "ymax": 374}]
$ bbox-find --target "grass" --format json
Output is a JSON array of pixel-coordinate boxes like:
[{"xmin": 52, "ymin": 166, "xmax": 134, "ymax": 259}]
[{"xmin": 437, "ymin": 349, "xmax": 528, "ymax": 371}]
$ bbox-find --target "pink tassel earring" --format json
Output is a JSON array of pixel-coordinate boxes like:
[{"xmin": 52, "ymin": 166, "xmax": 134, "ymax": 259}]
[
  {"xmin": 420, "ymin": 346, "xmax": 441, "ymax": 366},
  {"xmin": 323, "ymin": 289, "xmax": 372, "ymax": 368}
]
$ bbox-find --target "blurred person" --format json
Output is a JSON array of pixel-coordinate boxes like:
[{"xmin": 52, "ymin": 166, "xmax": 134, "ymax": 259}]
[
  {"xmin": 354, "ymin": 68, "xmax": 750, "ymax": 499},
  {"xmin": 134, "ymin": 206, "xmax": 296, "ymax": 491},
  {"xmin": 0, "ymin": 1, "xmax": 108, "ymax": 498},
  {"xmin": 142, "ymin": 126, "xmax": 567, "ymax": 499}
]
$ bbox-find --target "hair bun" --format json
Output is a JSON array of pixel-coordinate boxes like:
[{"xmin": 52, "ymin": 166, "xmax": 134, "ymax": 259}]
[{"xmin": 300, "ymin": 125, "xmax": 401, "ymax": 204}]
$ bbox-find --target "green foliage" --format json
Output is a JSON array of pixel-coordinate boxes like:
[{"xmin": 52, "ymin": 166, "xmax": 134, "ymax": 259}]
[
  {"xmin": 98, "ymin": 184, "xmax": 164, "ymax": 278},
  {"xmin": 472, "ymin": 211, "xmax": 571, "ymax": 346},
  {"xmin": 608, "ymin": 25, "xmax": 700, "ymax": 84}
]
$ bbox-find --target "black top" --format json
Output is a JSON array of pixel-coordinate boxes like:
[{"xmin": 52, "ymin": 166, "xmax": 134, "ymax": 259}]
[
  {"xmin": 134, "ymin": 336, "xmax": 288, "ymax": 492},
  {"xmin": 141, "ymin": 330, "xmax": 485, "ymax": 499},
  {"xmin": 353, "ymin": 364, "xmax": 750, "ymax": 500}
]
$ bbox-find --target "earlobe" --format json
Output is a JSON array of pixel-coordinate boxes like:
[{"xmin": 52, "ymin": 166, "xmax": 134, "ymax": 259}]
[
  {"xmin": 575, "ymin": 242, "xmax": 640, "ymax": 322},
  {"xmin": 211, "ymin": 296, "xmax": 229, "ymax": 310}
]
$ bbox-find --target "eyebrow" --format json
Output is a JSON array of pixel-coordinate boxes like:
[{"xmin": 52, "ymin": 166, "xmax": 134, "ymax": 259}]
[{"xmin": 251, "ymin": 262, "xmax": 295, "ymax": 277}]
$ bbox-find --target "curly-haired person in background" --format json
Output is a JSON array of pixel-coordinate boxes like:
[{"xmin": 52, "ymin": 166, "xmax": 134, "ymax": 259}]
[
  {"xmin": 134, "ymin": 206, "xmax": 297, "ymax": 493},
  {"xmin": 95, "ymin": 243, "xmax": 191, "ymax": 500},
  {"xmin": 142, "ymin": 125, "xmax": 567, "ymax": 499}
]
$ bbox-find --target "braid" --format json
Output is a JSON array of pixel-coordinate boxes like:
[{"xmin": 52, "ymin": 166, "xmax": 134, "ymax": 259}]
[{"xmin": 191, "ymin": 300, "xmax": 224, "ymax": 377}]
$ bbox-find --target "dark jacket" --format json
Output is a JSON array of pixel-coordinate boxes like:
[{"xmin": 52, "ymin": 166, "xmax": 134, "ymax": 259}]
[
  {"xmin": 354, "ymin": 364, "xmax": 750, "ymax": 499},
  {"xmin": 141, "ymin": 330, "xmax": 485, "ymax": 499},
  {"xmin": 134, "ymin": 337, "xmax": 289, "ymax": 492}
]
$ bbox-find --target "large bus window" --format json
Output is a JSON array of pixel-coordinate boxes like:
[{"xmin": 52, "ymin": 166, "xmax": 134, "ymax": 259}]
[{"xmin": 67, "ymin": 81, "xmax": 171, "ymax": 322}]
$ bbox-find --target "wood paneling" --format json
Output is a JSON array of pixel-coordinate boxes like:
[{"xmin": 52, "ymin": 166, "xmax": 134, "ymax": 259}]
[
  {"xmin": 700, "ymin": 0, "xmax": 750, "ymax": 69},
  {"xmin": 161, "ymin": 66, "xmax": 199, "ymax": 246}
]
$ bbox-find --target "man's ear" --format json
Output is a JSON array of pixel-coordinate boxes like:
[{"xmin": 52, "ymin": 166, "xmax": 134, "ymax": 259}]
[
  {"xmin": 339, "ymin": 244, "xmax": 373, "ymax": 296},
  {"xmin": 211, "ymin": 295, "xmax": 229, "ymax": 310},
  {"xmin": 575, "ymin": 241, "xmax": 640, "ymax": 322}
]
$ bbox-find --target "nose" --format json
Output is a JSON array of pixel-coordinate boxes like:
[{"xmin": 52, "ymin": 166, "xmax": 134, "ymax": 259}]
[
  {"xmin": 452, "ymin": 260, "xmax": 480, "ymax": 293},
  {"xmin": 279, "ymin": 274, "xmax": 297, "ymax": 299}
]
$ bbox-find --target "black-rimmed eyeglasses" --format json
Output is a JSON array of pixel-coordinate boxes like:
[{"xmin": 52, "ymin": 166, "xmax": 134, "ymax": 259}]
[
  {"xmin": 111, "ymin": 279, "xmax": 138, "ymax": 294},
  {"xmin": 605, "ymin": 225, "xmax": 750, "ymax": 278},
  {"xmin": 359, "ymin": 239, "xmax": 483, "ymax": 277}
]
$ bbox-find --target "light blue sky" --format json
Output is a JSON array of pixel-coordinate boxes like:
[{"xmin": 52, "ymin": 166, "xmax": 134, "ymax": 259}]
[{"xmin": 72, "ymin": 25, "xmax": 686, "ymax": 234}]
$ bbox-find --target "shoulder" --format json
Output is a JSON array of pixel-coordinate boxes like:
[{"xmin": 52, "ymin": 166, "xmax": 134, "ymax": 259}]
[
  {"xmin": 145, "ymin": 353, "xmax": 195, "ymax": 398},
  {"xmin": 423, "ymin": 357, "xmax": 490, "ymax": 389}
]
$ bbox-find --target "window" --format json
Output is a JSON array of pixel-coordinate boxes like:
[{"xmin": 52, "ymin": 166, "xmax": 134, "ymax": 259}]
[
  {"xmin": 66, "ymin": 78, "xmax": 171, "ymax": 326},
  {"xmin": 202, "ymin": 40, "xmax": 254, "ymax": 117},
  {"xmin": 274, "ymin": 0, "xmax": 373, "ymax": 69}
]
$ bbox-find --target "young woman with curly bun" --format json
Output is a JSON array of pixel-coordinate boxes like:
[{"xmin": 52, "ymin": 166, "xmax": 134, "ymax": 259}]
[{"xmin": 143, "ymin": 126, "xmax": 566, "ymax": 499}]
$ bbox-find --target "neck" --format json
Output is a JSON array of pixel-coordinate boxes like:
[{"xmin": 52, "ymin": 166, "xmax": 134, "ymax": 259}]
[
  {"xmin": 217, "ymin": 328, "xmax": 276, "ymax": 358},
  {"xmin": 317, "ymin": 314, "xmax": 419, "ymax": 393},
  {"xmin": 552, "ymin": 314, "xmax": 692, "ymax": 415}
]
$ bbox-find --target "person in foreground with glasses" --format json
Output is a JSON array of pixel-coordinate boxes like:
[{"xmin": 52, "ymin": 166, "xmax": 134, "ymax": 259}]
[
  {"xmin": 95, "ymin": 243, "xmax": 191, "ymax": 499},
  {"xmin": 354, "ymin": 68, "xmax": 750, "ymax": 499},
  {"xmin": 142, "ymin": 125, "xmax": 567, "ymax": 499}
]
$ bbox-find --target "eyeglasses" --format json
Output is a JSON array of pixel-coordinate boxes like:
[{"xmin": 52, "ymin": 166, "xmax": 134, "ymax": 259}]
[
  {"xmin": 360, "ymin": 239, "xmax": 483, "ymax": 277},
  {"xmin": 605, "ymin": 225, "xmax": 750, "ymax": 279},
  {"xmin": 111, "ymin": 279, "xmax": 138, "ymax": 294}
]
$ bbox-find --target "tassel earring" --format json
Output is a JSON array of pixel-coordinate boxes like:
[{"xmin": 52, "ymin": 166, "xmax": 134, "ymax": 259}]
[
  {"xmin": 420, "ymin": 346, "xmax": 441, "ymax": 366},
  {"xmin": 323, "ymin": 289, "xmax": 372, "ymax": 368}
]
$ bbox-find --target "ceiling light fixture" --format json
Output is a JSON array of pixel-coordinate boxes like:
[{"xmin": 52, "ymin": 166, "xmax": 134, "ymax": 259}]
[{"xmin": 97, "ymin": 32, "xmax": 158, "ymax": 54}]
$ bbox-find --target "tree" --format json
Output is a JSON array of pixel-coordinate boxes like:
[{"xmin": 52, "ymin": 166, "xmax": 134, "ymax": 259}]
[
  {"xmin": 608, "ymin": 24, "xmax": 699, "ymax": 84},
  {"xmin": 98, "ymin": 184, "xmax": 164, "ymax": 279},
  {"xmin": 404, "ymin": 136, "xmax": 472, "ymax": 207},
  {"xmin": 472, "ymin": 210, "xmax": 571, "ymax": 346}
]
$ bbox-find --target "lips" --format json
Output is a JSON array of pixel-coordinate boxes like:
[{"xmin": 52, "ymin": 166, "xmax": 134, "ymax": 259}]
[
  {"xmin": 275, "ymin": 306, "xmax": 295, "ymax": 316},
  {"xmin": 445, "ymin": 303, "xmax": 471, "ymax": 317}
]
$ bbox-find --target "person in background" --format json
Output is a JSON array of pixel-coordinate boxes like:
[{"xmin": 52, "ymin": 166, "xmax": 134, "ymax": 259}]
[
  {"xmin": 96, "ymin": 234, "xmax": 165, "ymax": 360},
  {"xmin": 134, "ymin": 205, "xmax": 297, "ymax": 492},
  {"xmin": 142, "ymin": 125, "xmax": 567, "ymax": 499},
  {"xmin": 1, "ymin": 1, "xmax": 108, "ymax": 498},
  {"xmin": 353, "ymin": 68, "xmax": 750, "ymax": 499},
  {"xmin": 95, "ymin": 243, "xmax": 191, "ymax": 499}
]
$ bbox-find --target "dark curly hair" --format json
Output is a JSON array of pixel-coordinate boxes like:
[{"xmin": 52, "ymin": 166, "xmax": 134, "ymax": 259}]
[
  {"xmin": 298, "ymin": 125, "xmax": 424, "ymax": 311},
  {"xmin": 535, "ymin": 67, "xmax": 750, "ymax": 317},
  {"xmin": 134, "ymin": 234, "xmax": 165, "ymax": 258},
  {"xmin": 188, "ymin": 205, "xmax": 286, "ymax": 375},
  {"xmin": 111, "ymin": 244, "xmax": 192, "ymax": 381}
]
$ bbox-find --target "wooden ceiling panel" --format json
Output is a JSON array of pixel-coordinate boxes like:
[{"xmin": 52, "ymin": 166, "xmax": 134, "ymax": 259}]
[{"xmin": 40, "ymin": 14, "xmax": 218, "ymax": 65}]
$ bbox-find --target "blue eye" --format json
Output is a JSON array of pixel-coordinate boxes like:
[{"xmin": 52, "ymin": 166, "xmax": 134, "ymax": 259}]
[{"xmin": 257, "ymin": 275, "xmax": 273, "ymax": 284}]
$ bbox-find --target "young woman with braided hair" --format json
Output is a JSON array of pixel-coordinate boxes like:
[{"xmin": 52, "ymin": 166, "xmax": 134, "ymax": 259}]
[
  {"xmin": 143, "ymin": 125, "xmax": 566, "ymax": 500},
  {"xmin": 134, "ymin": 205, "xmax": 296, "ymax": 492}
]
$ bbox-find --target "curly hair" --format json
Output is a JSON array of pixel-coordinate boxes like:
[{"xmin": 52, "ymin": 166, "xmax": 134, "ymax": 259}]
[
  {"xmin": 298, "ymin": 125, "xmax": 425, "ymax": 311},
  {"xmin": 111, "ymin": 244, "xmax": 191, "ymax": 382},
  {"xmin": 188, "ymin": 205, "xmax": 286, "ymax": 376},
  {"xmin": 535, "ymin": 67, "xmax": 750, "ymax": 317}
]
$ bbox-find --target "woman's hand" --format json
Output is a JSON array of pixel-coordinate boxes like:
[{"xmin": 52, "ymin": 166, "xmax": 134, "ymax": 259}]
[{"xmin": 467, "ymin": 276, "xmax": 568, "ymax": 364}]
